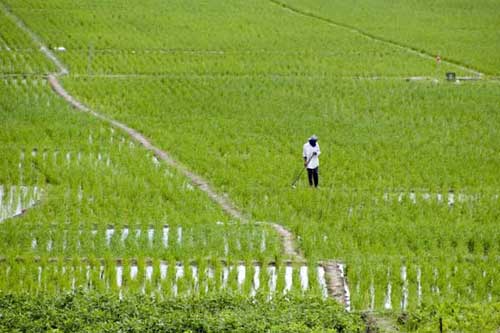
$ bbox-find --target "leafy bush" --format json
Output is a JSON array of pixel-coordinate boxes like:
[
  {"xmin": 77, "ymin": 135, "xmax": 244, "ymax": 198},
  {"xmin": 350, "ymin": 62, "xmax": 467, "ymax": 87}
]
[{"xmin": 0, "ymin": 290, "xmax": 363, "ymax": 332}]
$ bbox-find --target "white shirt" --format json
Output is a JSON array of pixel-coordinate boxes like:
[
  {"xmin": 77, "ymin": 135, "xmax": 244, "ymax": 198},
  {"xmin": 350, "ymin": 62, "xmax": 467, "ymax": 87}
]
[{"xmin": 303, "ymin": 142, "xmax": 321, "ymax": 169}]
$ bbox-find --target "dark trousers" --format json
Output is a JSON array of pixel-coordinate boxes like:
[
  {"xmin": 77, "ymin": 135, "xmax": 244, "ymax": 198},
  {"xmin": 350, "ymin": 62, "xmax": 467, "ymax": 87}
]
[{"xmin": 307, "ymin": 167, "xmax": 319, "ymax": 187}]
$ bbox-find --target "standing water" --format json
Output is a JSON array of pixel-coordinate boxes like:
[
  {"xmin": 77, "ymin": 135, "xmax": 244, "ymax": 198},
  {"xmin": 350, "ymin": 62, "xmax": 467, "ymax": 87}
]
[
  {"xmin": 338, "ymin": 263, "xmax": 351, "ymax": 311},
  {"xmin": 121, "ymin": 226, "xmax": 129, "ymax": 242},
  {"xmin": 146, "ymin": 263, "xmax": 153, "ymax": 281},
  {"xmin": 105, "ymin": 226, "xmax": 114, "ymax": 246},
  {"xmin": 237, "ymin": 263, "xmax": 246, "ymax": 291},
  {"xmin": 116, "ymin": 263, "xmax": 123, "ymax": 288},
  {"xmin": 268, "ymin": 264, "xmax": 277, "ymax": 296},
  {"xmin": 384, "ymin": 282, "xmax": 392, "ymax": 310},
  {"xmin": 162, "ymin": 225, "xmax": 169, "ymax": 247},
  {"xmin": 401, "ymin": 265, "xmax": 408, "ymax": 310},
  {"xmin": 160, "ymin": 262, "xmax": 168, "ymax": 280},
  {"xmin": 299, "ymin": 266, "xmax": 308, "ymax": 291},
  {"xmin": 284, "ymin": 264, "xmax": 293, "ymax": 294},
  {"xmin": 191, "ymin": 264, "xmax": 199, "ymax": 292},
  {"xmin": 317, "ymin": 265, "xmax": 328, "ymax": 299},
  {"xmin": 177, "ymin": 227, "xmax": 182, "ymax": 245},
  {"xmin": 130, "ymin": 263, "xmax": 138, "ymax": 280},
  {"xmin": 417, "ymin": 267, "xmax": 422, "ymax": 306},
  {"xmin": 173, "ymin": 263, "xmax": 184, "ymax": 296},
  {"xmin": 147, "ymin": 226, "xmax": 154, "ymax": 246},
  {"xmin": 251, "ymin": 264, "xmax": 260, "ymax": 296}
]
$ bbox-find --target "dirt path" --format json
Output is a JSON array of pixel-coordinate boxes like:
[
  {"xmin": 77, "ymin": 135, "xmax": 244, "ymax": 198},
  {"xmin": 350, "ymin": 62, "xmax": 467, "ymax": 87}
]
[{"xmin": 268, "ymin": 0, "xmax": 484, "ymax": 78}]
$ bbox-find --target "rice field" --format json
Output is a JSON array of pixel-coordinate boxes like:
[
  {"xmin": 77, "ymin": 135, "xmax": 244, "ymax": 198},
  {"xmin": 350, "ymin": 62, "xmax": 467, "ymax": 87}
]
[{"xmin": 0, "ymin": 0, "xmax": 499, "ymax": 331}]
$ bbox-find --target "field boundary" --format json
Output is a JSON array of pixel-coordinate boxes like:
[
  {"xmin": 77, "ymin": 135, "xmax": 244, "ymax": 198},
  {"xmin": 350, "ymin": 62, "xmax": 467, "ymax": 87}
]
[{"xmin": 268, "ymin": 0, "xmax": 484, "ymax": 78}]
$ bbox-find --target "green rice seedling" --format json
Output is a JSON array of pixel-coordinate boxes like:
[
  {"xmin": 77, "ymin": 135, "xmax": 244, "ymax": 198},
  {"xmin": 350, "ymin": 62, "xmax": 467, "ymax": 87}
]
[
  {"xmin": 148, "ymin": 258, "xmax": 162, "ymax": 297},
  {"xmin": 133, "ymin": 258, "xmax": 146, "ymax": 295},
  {"xmin": 371, "ymin": 262, "xmax": 387, "ymax": 311},
  {"xmin": 253, "ymin": 260, "xmax": 267, "ymax": 297},
  {"xmin": 174, "ymin": 259, "xmax": 188, "ymax": 297},
  {"xmin": 238, "ymin": 259, "xmax": 252, "ymax": 296},
  {"xmin": 206, "ymin": 258, "xmax": 221, "ymax": 294},
  {"xmin": 103, "ymin": 257, "xmax": 116, "ymax": 293},
  {"xmin": 195, "ymin": 258, "xmax": 207, "ymax": 296},
  {"xmin": 390, "ymin": 260, "xmax": 403, "ymax": 311},
  {"xmin": 162, "ymin": 258, "xmax": 176, "ymax": 298},
  {"xmin": 119, "ymin": 258, "xmax": 131, "ymax": 294},
  {"xmin": 346, "ymin": 261, "xmax": 361, "ymax": 310},
  {"xmin": 225, "ymin": 259, "xmax": 239, "ymax": 295},
  {"xmin": 275, "ymin": 262, "xmax": 286, "ymax": 297},
  {"xmin": 301, "ymin": 261, "xmax": 318, "ymax": 298}
]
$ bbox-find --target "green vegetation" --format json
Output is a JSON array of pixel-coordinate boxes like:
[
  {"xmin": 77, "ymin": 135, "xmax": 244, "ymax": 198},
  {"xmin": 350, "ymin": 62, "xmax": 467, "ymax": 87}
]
[
  {"xmin": 0, "ymin": 7, "xmax": 54, "ymax": 74},
  {"xmin": 277, "ymin": 0, "xmax": 500, "ymax": 75},
  {"xmin": 0, "ymin": 80, "xmax": 281, "ymax": 261},
  {"xmin": 3, "ymin": 0, "xmax": 465, "ymax": 77},
  {"xmin": 0, "ymin": 0, "xmax": 499, "ymax": 330},
  {"xmin": 0, "ymin": 291, "xmax": 363, "ymax": 332}
]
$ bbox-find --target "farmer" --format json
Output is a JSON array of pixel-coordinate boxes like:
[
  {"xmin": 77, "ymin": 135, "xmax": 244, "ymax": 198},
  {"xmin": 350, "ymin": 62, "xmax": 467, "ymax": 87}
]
[{"xmin": 303, "ymin": 134, "xmax": 321, "ymax": 187}]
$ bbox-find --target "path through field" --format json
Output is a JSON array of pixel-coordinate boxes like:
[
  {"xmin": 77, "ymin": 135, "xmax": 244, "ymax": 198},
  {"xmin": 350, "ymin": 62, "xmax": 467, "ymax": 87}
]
[{"xmin": 0, "ymin": 0, "xmax": 353, "ymax": 307}]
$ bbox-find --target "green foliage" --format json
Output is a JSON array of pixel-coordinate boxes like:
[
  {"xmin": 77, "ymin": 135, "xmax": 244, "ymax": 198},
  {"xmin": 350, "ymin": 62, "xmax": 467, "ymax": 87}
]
[
  {"xmin": 400, "ymin": 302, "xmax": 500, "ymax": 332},
  {"xmin": 279, "ymin": 0, "xmax": 500, "ymax": 75},
  {"xmin": 0, "ymin": 291, "xmax": 363, "ymax": 332}
]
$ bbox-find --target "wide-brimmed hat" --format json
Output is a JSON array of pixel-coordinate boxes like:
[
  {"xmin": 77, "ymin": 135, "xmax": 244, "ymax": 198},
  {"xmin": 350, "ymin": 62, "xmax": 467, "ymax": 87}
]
[{"xmin": 309, "ymin": 134, "xmax": 318, "ymax": 141}]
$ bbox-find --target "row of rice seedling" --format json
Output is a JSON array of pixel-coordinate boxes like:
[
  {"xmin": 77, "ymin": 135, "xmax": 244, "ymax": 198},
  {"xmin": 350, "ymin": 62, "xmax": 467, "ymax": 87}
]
[
  {"xmin": 3, "ymin": 0, "xmax": 463, "ymax": 77},
  {"xmin": 0, "ymin": 185, "xmax": 42, "ymax": 222},
  {"xmin": 54, "ymin": 49, "xmax": 462, "ymax": 77},
  {"xmin": 60, "ymin": 74, "xmax": 500, "ymax": 314},
  {"xmin": 0, "ymin": 256, "xmax": 329, "ymax": 298},
  {"xmin": 347, "ymin": 256, "xmax": 498, "ymax": 311},
  {"xmin": 63, "ymin": 76, "xmax": 500, "ymax": 196},
  {"xmin": 279, "ymin": 0, "xmax": 500, "ymax": 75},
  {"xmin": 0, "ymin": 7, "xmax": 54, "ymax": 74},
  {"xmin": 0, "ymin": 78, "xmax": 283, "ymax": 260},
  {"xmin": 0, "ymin": 220, "xmax": 281, "ymax": 260}
]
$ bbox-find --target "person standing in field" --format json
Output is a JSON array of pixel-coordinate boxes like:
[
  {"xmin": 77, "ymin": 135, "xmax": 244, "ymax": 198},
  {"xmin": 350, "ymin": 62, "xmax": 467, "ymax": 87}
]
[{"xmin": 303, "ymin": 135, "xmax": 321, "ymax": 187}]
